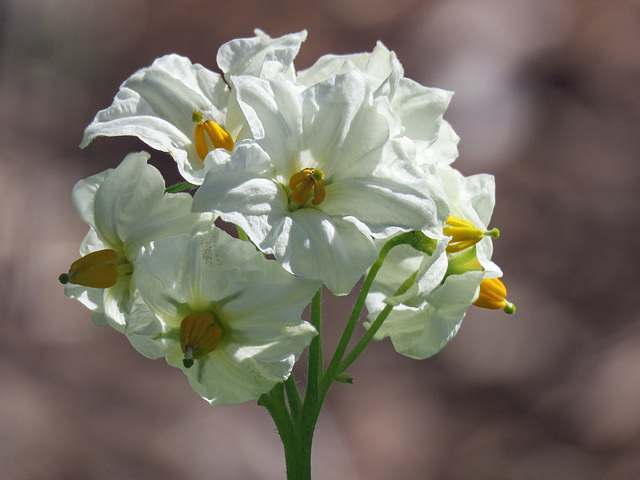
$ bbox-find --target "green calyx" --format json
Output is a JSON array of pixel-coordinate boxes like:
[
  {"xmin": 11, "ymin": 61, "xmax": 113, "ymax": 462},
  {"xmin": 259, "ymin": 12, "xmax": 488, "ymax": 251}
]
[
  {"xmin": 391, "ymin": 230, "xmax": 439, "ymax": 256},
  {"xmin": 445, "ymin": 246, "xmax": 483, "ymax": 277},
  {"xmin": 165, "ymin": 182, "xmax": 198, "ymax": 194}
]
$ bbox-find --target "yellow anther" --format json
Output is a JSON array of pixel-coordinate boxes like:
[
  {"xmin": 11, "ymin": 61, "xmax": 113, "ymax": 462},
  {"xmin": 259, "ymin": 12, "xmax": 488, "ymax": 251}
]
[
  {"xmin": 180, "ymin": 313, "xmax": 222, "ymax": 368},
  {"xmin": 204, "ymin": 120, "xmax": 234, "ymax": 151},
  {"xmin": 59, "ymin": 249, "xmax": 131, "ymax": 289},
  {"xmin": 192, "ymin": 110, "xmax": 234, "ymax": 161},
  {"xmin": 473, "ymin": 278, "xmax": 516, "ymax": 314},
  {"xmin": 194, "ymin": 123, "xmax": 209, "ymax": 161},
  {"xmin": 289, "ymin": 168, "xmax": 326, "ymax": 206},
  {"xmin": 444, "ymin": 215, "xmax": 500, "ymax": 253}
]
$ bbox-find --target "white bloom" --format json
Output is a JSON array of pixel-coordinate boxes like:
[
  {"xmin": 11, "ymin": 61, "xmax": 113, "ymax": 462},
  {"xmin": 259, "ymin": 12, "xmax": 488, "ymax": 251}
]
[
  {"xmin": 129, "ymin": 220, "xmax": 319, "ymax": 405},
  {"xmin": 80, "ymin": 31, "xmax": 307, "ymax": 184},
  {"xmin": 193, "ymin": 70, "xmax": 443, "ymax": 295},
  {"xmin": 61, "ymin": 151, "xmax": 199, "ymax": 330},
  {"xmin": 365, "ymin": 166, "xmax": 506, "ymax": 359}
]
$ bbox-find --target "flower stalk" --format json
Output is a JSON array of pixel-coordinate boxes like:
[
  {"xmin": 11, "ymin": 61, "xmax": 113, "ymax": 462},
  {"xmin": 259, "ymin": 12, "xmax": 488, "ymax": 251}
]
[{"xmin": 260, "ymin": 232, "xmax": 436, "ymax": 479}]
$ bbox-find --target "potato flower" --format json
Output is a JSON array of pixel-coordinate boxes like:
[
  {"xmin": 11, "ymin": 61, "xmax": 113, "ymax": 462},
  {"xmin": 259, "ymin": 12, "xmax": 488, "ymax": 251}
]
[
  {"xmin": 193, "ymin": 69, "xmax": 444, "ymax": 295},
  {"xmin": 60, "ymin": 152, "xmax": 199, "ymax": 330},
  {"xmin": 365, "ymin": 166, "xmax": 513, "ymax": 359},
  {"xmin": 128, "ymin": 220, "xmax": 319, "ymax": 404},
  {"xmin": 80, "ymin": 30, "xmax": 307, "ymax": 184}
]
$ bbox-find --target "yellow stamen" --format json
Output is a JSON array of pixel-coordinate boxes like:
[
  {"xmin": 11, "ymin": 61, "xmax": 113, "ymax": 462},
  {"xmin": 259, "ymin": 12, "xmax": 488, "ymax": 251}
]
[
  {"xmin": 192, "ymin": 110, "xmax": 234, "ymax": 161},
  {"xmin": 194, "ymin": 123, "xmax": 209, "ymax": 160},
  {"xmin": 59, "ymin": 249, "xmax": 131, "ymax": 289},
  {"xmin": 289, "ymin": 168, "xmax": 326, "ymax": 206},
  {"xmin": 473, "ymin": 278, "xmax": 516, "ymax": 314},
  {"xmin": 180, "ymin": 313, "xmax": 222, "ymax": 368},
  {"xmin": 444, "ymin": 215, "xmax": 500, "ymax": 253},
  {"xmin": 204, "ymin": 120, "xmax": 234, "ymax": 152}
]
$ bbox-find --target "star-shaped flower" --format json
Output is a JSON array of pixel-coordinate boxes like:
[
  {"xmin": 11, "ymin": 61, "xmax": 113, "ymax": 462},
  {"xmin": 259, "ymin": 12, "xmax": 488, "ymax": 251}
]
[
  {"xmin": 193, "ymin": 70, "xmax": 443, "ymax": 294},
  {"xmin": 80, "ymin": 30, "xmax": 307, "ymax": 184},
  {"xmin": 61, "ymin": 151, "xmax": 199, "ymax": 330},
  {"xmin": 128, "ymin": 220, "xmax": 319, "ymax": 404}
]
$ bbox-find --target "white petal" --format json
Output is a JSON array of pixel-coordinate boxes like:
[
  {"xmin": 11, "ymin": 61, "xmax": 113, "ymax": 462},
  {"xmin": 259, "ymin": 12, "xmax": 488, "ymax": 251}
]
[
  {"xmin": 92, "ymin": 152, "xmax": 152, "ymax": 248},
  {"xmin": 72, "ymin": 169, "xmax": 111, "ymax": 227},
  {"xmin": 301, "ymin": 70, "xmax": 388, "ymax": 178},
  {"xmin": 217, "ymin": 30, "xmax": 307, "ymax": 78},
  {"xmin": 125, "ymin": 298, "xmax": 166, "ymax": 359},
  {"xmin": 298, "ymin": 42, "xmax": 400, "ymax": 95},
  {"xmin": 64, "ymin": 284, "xmax": 105, "ymax": 324},
  {"xmin": 132, "ymin": 235, "xmax": 193, "ymax": 325},
  {"xmin": 439, "ymin": 167, "xmax": 495, "ymax": 227},
  {"xmin": 193, "ymin": 144, "xmax": 288, "ymax": 249},
  {"xmin": 179, "ymin": 346, "xmax": 278, "ymax": 405},
  {"xmin": 371, "ymin": 271, "xmax": 483, "ymax": 359},
  {"xmin": 320, "ymin": 172, "xmax": 438, "ymax": 238},
  {"xmin": 391, "ymin": 78, "xmax": 453, "ymax": 144},
  {"xmin": 429, "ymin": 120, "xmax": 460, "ymax": 166},
  {"xmin": 276, "ymin": 210, "xmax": 377, "ymax": 295},
  {"xmin": 91, "ymin": 152, "xmax": 197, "ymax": 256},
  {"xmin": 102, "ymin": 275, "xmax": 133, "ymax": 331},
  {"xmin": 78, "ymin": 228, "xmax": 110, "ymax": 256},
  {"xmin": 231, "ymin": 76, "xmax": 302, "ymax": 177}
]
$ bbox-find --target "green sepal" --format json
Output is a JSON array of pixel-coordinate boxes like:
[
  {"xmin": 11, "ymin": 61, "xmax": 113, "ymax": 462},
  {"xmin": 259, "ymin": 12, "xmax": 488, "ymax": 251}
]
[
  {"xmin": 445, "ymin": 246, "xmax": 483, "ymax": 277},
  {"xmin": 335, "ymin": 373, "xmax": 353, "ymax": 384},
  {"xmin": 165, "ymin": 182, "xmax": 198, "ymax": 194},
  {"xmin": 389, "ymin": 230, "xmax": 438, "ymax": 255}
]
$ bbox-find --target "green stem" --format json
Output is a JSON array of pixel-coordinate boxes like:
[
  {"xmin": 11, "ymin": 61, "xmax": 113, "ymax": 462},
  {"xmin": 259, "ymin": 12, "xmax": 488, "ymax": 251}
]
[
  {"xmin": 299, "ymin": 289, "xmax": 323, "ymax": 467},
  {"xmin": 284, "ymin": 374, "xmax": 302, "ymax": 423},
  {"xmin": 319, "ymin": 235, "xmax": 405, "ymax": 401},
  {"xmin": 261, "ymin": 232, "xmax": 435, "ymax": 480},
  {"xmin": 338, "ymin": 270, "xmax": 417, "ymax": 373},
  {"xmin": 259, "ymin": 384, "xmax": 307, "ymax": 479}
]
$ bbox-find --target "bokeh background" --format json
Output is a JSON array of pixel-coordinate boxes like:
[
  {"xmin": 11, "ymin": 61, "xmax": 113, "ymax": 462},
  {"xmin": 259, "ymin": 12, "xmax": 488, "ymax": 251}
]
[{"xmin": 2, "ymin": 0, "xmax": 640, "ymax": 478}]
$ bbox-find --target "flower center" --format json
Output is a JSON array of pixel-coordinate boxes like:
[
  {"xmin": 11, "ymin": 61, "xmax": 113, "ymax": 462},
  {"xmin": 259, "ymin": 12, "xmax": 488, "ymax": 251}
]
[
  {"xmin": 289, "ymin": 168, "xmax": 326, "ymax": 206},
  {"xmin": 443, "ymin": 215, "xmax": 500, "ymax": 253},
  {"xmin": 58, "ymin": 249, "xmax": 132, "ymax": 288},
  {"xmin": 180, "ymin": 313, "xmax": 222, "ymax": 368},
  {"xmin": 192, "ymin": 110, "xmax": 234, "ymax": 161},
  {"xmin": 473, "ymin": 278, "xmax": 516, "ymax": 314}
]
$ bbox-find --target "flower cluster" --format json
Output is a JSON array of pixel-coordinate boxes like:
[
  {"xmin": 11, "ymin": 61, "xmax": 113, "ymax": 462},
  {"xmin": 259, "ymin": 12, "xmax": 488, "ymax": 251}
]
[{"xmin": 62, "ymin": 30, "xmax": 514, "ymax": 405}]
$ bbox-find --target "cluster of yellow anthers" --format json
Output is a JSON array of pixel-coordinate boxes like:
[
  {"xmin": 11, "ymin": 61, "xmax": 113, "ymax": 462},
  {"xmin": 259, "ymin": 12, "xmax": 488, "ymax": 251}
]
[
  {"xmin": 289, "ymin": 168, "xmax": 326, "ymax": 206},
  {"xmin": 180, "ymin": 313, "xmax": 222, "ymax": 368}
]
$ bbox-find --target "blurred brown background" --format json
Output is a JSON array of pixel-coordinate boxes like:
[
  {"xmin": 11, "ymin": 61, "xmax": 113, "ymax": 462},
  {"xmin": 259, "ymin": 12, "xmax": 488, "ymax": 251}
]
[{"xmin": 2, "ymin": 0, "xmax": 640, "ymax": 478}]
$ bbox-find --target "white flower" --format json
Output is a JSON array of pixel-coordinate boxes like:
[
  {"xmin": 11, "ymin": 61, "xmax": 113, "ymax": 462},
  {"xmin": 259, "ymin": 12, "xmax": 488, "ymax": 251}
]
[
  {"xmin": 128, "ymin": 220, "xmax": 319, "ymax": 405},
  {"xmin": 365, "ymin": 166, "xmax": 509, "ymax": 359},
  {"xmin": 61, "ymin": 151, "xmax": 199, "ymax": 330},
  {"xmin": 80, "ymin": 31, "xmax": 307, "ymax": 184},
  {"xmin": 192, "ymin": 69, "xmax": 443, "ymax": 295}
]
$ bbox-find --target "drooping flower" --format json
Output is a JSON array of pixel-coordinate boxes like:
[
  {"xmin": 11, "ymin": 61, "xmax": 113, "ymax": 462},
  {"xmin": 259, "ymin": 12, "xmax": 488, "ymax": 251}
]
[
  {"xmin": 80, "ymin": 30, "xmax": 307, "ymax": 184},
  {"xmin": 60, "ymin": 151, "xmax": 199, "ymax": 330},
  {"xmin": 365, "ymin": 166, "xmax": 513, "ymax": 359},
  {"xmin": 192, "ymin": 69, "xmax": 445, "ymax": 295},
  {"xmin": 128, "ymin": 220, "xmax": 319, "ymax": 405}
]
